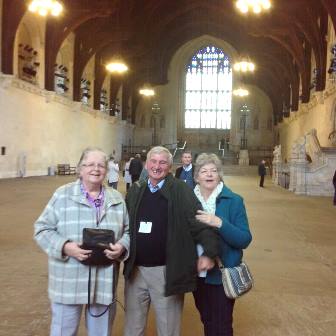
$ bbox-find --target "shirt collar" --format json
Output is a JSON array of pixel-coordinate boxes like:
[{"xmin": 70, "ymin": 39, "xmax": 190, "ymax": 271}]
[
  {"xmin": 183, "ymin": 163, "xmax": 192, "ymax": 171},
  {"xmin": 147, "ymin": 178, "xmax": 165, "ymax": 193},
  {"xmin": 80, "ymin": 182, "xmax": 104, "ymax": 208}
]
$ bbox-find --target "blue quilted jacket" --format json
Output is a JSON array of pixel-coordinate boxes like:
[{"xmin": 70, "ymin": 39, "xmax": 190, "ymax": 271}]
[{"xmin": 204, "ymin": 185, "xmax": 252, "ymax": 285}]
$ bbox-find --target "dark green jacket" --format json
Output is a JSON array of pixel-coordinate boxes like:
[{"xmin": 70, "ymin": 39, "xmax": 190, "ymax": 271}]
[{"xmin": 124, "ymin": 173, "xmax": 219, "ymax": 296}]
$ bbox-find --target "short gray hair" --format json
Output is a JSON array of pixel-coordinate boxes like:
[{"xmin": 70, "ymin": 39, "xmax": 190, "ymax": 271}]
[
  {"xmin": 194, "ymin": 153, "xmax": 224, "ymax": 181},
  {"xmin": 77, "ymin": 147, "xmax": 108, "ymax": 171},
  {"xmin": 146, "ymin": 146, "xmax": 173, "ymax": 166}
]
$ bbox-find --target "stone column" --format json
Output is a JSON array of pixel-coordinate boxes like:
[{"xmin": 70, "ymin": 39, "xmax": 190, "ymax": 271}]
[
  {"xmin": 294, "ymin": 141, "xmax": 308, "ymax": 195},
  {"xmin": 238, "ymin": 149, "xmax": 249, "ymax": 165}
]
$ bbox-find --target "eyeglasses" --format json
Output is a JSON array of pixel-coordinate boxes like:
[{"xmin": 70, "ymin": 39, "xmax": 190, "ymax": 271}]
[
  {"xmin": 82, "ymin": 163, "xmax": 106, "ymax": 170},
  {"xmin": 199, "ymin": 169, "xmax": 218, "ymax": 175}
]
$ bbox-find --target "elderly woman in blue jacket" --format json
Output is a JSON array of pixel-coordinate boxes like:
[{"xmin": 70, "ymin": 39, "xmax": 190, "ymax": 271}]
[{"xmin": 193, "ymin": 153, "xmax": 252, "ymax": 336}]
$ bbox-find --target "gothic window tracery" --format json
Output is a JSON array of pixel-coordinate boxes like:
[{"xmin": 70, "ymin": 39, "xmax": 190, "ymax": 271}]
[{"xmin": 185, "ymin": 45, "xmax": 232, "ymax": 129}]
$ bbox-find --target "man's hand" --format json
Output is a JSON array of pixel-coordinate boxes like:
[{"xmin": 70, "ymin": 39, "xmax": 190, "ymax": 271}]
[{"xmin": 197, "ymin": 255, "xmax": 215, "ymax": 273}]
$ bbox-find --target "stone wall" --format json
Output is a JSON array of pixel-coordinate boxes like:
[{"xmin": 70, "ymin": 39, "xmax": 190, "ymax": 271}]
[{"xmin": 0, "ymin": 75, "xmax": 133, "ymax": 178}]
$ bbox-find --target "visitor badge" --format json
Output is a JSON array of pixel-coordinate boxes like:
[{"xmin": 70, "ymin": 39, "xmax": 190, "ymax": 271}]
[{"xmin": 139, "ymin": 221, "xmax": 152, "ymax": 233}]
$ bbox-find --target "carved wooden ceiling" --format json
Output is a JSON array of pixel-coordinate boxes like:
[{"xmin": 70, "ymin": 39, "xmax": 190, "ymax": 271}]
[{"xmin": 1, "ymin": 0, "xmax": 336, "ymax": 123}]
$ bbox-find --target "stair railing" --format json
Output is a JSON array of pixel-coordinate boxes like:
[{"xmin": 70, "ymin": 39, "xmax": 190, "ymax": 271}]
[{"xmin": 173, "ymin": 140, "xmax": 186, "ymax": 158}]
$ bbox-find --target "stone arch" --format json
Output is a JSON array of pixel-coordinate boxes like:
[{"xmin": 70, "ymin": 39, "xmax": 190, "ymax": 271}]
[
  {"xmin": 55, "ymin": 33, "xmax": 75, "ymax": 96},
  {"xmin": 168, "ymin": 35, "xmax": 238, "ymax": 136},
  {"xmin": 14, "ymin": 12, "xmax": 45, "ymax": 86}
]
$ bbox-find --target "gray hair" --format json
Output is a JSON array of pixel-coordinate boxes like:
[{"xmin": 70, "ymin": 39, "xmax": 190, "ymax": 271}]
[
  {"xmin": 182, "ymin": 150, "xmax": 192, "ymax": 156},
  {"xmin": 77, "ymin": 147, "xmax": 108, "ymax": 171},
  {"xmin": 194, "ymin": 153, "xmax": 224, "ymax": 181},
  {"xmin": 146, "ymin": 146, "xmax": 173, "ymax": 166}
]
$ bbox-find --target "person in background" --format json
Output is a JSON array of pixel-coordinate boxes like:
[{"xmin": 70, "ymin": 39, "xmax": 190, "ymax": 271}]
[
  {"xmin": 129, "ymin": 153, "xmax": 143, "ymax": 183},
  {"xmin": 34, "ymin": 147, "xmax": 130, "ymax": 336},
  {"xmin": 124, "ymin": 157, "xmax": 133, "ymax": 191},
  {"xmin": 107, "ymin": 156, "xmax": 119, "ymax": 189},
  {"xmin": 139, "ymin": 166, "xmax": 148, "ymax": 182},
  {"xmin": 258, "ymin": 159, "xmax": 267, "ymax": 188},
  {"xmin": 123, "ymin": 146, "xmax": 219, "ymax": 336},
  {"xmin": 175, "ymin": 150, "xmax": 195, "ymax": 189},
  {"xmin": 193, "ymin": 153, "xmax": 252, "ymax": 336}
]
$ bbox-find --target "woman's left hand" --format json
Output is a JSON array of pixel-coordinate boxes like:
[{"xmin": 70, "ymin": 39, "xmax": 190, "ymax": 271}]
[
  {"xmin": 197, "ymin": 255, "xmax": 215, "ymax": 272},
  {"xmin": 196, "ymin": 210, "xmax": 222, "ymax": 228},
  {"xmin": 104, "ymin": 242, "xmax": 125, "ymax": 260}
]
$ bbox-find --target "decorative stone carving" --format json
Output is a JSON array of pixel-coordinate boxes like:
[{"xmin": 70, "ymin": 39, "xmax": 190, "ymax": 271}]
[
  {"xmin": 284, "ymin": 129, "xmax": 336, "ymax": 196},
  {"xmin": 272, "ymin": 145, "xmax": 282, "ymax": 184}
]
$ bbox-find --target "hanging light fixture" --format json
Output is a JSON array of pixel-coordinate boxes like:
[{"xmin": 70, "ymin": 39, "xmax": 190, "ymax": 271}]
[
  {"xmin": 235, "ymin": 0, "xmax": 271, "ymax": 14},
  {"xmin": 28, "ymin": 0, "xmax": 63, "ymax": 17},
  {"xmin": 139, "ymin": 85, "xmax": 155, "ymax": 97},
  {"xmin": 233, "ymin": 88, "xmax": 249, "ymax": 97},
  {"xmin": 105, "ymin": 58, "xmax": 128, "ymax": 74},
  {"xmin": 233, "ymin": 60, "xmax": 255, "ymax": 72}
]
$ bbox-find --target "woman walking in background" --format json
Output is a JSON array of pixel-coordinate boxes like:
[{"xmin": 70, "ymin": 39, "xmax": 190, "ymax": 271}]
[
  {"xmin": 108, "ymin": 156, "xmax": 119, "ymax": 189},
  {"xmin": 124, "ymin": 157, "xmax": 133, "ymax": 191}
]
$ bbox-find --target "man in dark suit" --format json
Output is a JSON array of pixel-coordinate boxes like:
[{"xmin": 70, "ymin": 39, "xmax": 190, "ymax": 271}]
[
  {"xmin": 258, "ymin": 159, "xmax": 267, "ymax": 187},
  {"xmin": 175, "ymin": 150, "xmax": 195, "ymax": 189},
  {"xmin": 129, "ymin": 153, "xmax": 143, "ymax": 183}
]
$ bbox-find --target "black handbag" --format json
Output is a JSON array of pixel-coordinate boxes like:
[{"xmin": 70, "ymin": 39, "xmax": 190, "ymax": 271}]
[
  {"xmin": 80, "ymin": 228, "xmax": 115, "ymax": 266},
  {"xmin": 80, "ymin": 228, "xmax": 116, "ymax": 317}
]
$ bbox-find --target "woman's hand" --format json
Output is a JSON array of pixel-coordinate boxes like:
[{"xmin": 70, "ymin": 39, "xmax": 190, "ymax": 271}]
[
  {"xmin": 196, "ymin": 210, "xmax": 222, "ymax": 228},
  {"xmin": 63, "ymin": 241, "xmax": 92, "ymax": 262},
  {"xmin": 197, "ymin": 256, "xmax": 215, "ymax": 273},
  {"xmin": 104, "ymin": 242, "xmax": 125, "ymax": 260}
]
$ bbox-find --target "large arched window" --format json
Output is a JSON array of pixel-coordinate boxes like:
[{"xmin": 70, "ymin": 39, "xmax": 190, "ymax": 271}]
[{"xmin": 185, "ymin": 45, "xmax": 232, "ymax": 129}]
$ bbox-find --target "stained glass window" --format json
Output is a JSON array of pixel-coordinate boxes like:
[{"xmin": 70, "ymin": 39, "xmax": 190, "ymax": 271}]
[{"xmin": 185, "ymin": 46, "xmax": 232, "ymax": 129}]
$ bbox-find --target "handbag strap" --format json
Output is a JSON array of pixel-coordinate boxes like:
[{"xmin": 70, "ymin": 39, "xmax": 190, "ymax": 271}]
[{"xmin": 87, "ymin": 266, "xmax": 110, "ymax": 318}]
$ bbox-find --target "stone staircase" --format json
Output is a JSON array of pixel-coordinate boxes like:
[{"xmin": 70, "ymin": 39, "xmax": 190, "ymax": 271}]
[
  {"xmin": 221, "ymin": 165, "xmax": 258, "ymax": 176},
  {"xmin": 172, "ymin": 145, "xmax": 258, "ymax": 176}
]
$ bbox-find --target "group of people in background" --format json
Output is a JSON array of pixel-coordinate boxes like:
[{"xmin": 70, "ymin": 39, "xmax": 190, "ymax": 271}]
[
  {"xmin": 107, "ymin": 152, "xmax": 148, "ymax": 192},
  {"xmin": 34, "ymin": 145, "xmax": 252, "ymax": 336}
]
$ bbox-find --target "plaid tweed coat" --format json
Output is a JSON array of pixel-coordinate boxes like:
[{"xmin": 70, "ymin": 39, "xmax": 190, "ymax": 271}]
[{"xmin": 34, "ymin": 180, "xmax": 129, "ymax": 305}]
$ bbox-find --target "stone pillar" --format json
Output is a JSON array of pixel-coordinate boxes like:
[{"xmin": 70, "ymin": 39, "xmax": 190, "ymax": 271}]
[{"xmin": 238, "ymin": 149, "xmax": 249, "ymax": 165}]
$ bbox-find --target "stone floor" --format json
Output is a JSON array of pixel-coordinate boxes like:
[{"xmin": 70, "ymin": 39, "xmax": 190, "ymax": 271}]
[{"xmin": 0, "ymin": 175, "xmax": 335, "ymax": 336}]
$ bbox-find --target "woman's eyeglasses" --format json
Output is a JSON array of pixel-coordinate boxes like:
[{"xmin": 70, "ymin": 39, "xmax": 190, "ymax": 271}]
[{"xmin": 82, "ymin": 163, "xmax": 106, "ymax": 170}]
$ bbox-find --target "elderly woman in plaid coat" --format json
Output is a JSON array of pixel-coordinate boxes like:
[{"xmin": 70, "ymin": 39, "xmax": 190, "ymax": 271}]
[{"xmin": 34, "ymin": 147, "xmax": 130, "ymax": 336}]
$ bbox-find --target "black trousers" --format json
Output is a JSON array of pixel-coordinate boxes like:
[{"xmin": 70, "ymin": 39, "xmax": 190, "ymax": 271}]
[
  {"xmin": 259, "ymin": 175, "xmax": 265, "ymax": 187},
  {"xmin": 193, "ymin": 278, "xmax": 235, "ymax": 336}
]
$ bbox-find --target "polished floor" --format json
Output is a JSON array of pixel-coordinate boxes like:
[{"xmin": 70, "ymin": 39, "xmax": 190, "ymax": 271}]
[{"xmin": 0, "ymin": 175, "xmax": 335, "ymax": 336}]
